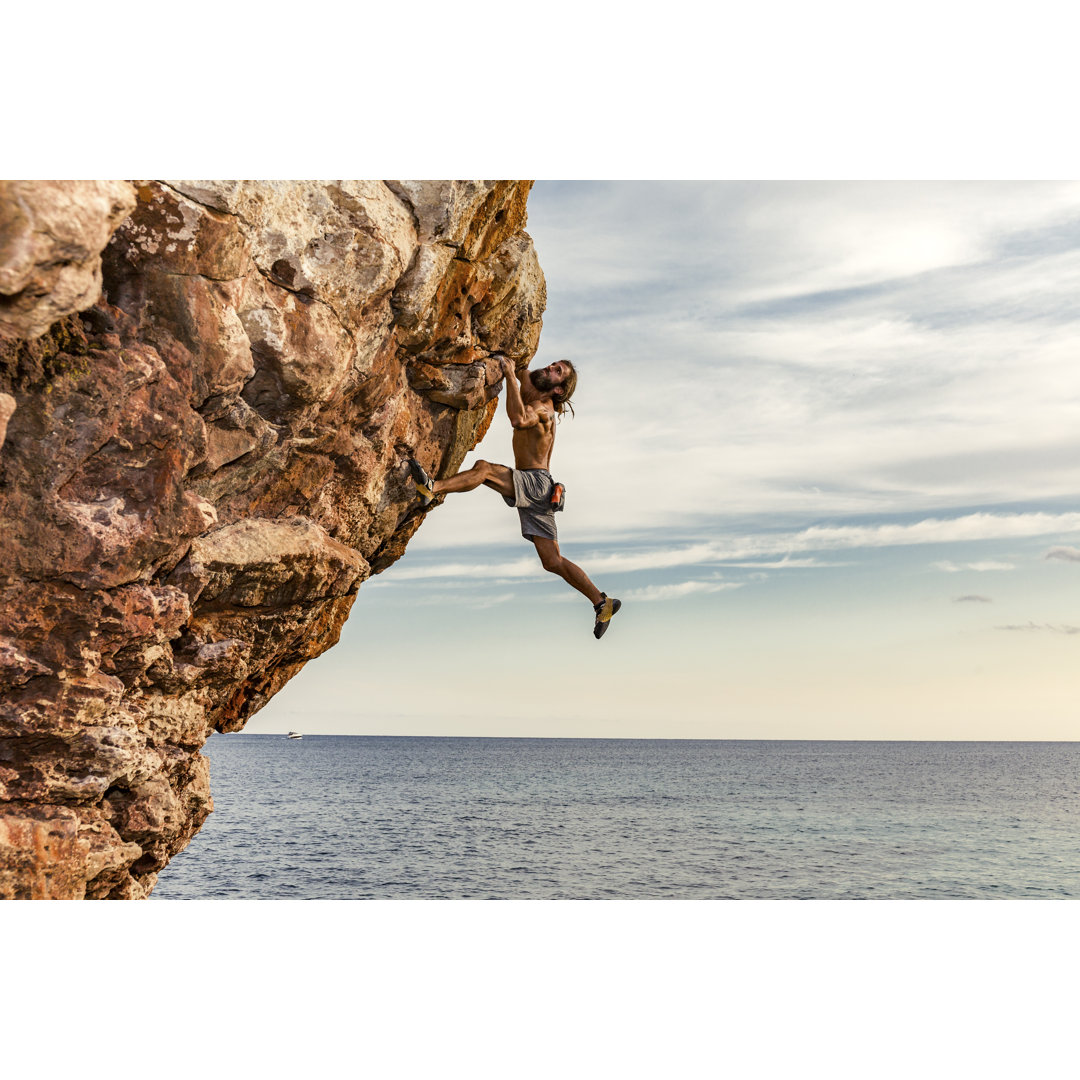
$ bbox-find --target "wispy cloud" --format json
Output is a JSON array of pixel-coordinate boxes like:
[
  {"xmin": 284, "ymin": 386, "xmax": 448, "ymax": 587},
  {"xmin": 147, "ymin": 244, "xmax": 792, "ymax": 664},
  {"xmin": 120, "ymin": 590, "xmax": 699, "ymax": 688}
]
[
  {"xmin": 996, "ymin": 622, "xmax": 1080, "ymax": 635},
  {"xmin": 390, "ymin": 511, "xmax": 1080, "ymax": 582},
  {"xmin": 934, "ymin": 560, "xmax": 1015, "ymax": 573},
  {"xmin": 388, "ymin": 557, "xmax": 538, "ymax": 582},
  {"xmin": 390, "ymin": 543, "xmax": 721, "ymax": 581},
  {"xmin": 623, "ymin": 580, "xmax": 742, "ymax": 602},
  {"xmin": 1045, "ymin": 546, "xmax": 1080, "ymax": 562},
  {"xmin": 794, "ymin": 514, "xmax": 1077, "ymax": 552},
  {"xmin": 954, "ymin": 595, "xmax": 993, "ymax": 603},
  {"xmin": 711, "ymin": 557, "xmax": 850, "ymax": 569}
]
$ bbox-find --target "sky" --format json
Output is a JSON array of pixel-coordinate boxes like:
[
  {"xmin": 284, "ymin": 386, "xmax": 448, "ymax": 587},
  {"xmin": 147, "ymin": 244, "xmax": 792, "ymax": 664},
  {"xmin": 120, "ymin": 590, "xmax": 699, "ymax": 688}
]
[{"xmin": 248, "ymin": 181, "xmax": 1080, "ymax": 740}]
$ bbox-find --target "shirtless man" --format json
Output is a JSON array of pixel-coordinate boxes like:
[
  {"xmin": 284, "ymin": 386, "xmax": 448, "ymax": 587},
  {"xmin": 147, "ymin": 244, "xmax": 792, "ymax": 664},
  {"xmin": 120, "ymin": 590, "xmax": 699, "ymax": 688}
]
[{"xmin": 409, "ymin": 355, "xmax": 622, "ymax": 639}]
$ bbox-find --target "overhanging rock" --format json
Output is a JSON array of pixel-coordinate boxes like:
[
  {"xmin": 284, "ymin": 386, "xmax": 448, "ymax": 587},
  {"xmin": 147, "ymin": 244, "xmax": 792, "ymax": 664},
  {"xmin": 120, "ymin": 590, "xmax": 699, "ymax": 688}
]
[{"xmin": 0, "ymin": 179, "xmax": 546, "ymax": 898}]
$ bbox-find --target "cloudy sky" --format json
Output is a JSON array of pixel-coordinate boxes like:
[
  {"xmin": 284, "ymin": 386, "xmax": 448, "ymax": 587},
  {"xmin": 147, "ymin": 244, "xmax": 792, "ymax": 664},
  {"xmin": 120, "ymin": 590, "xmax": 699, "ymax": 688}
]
[{"xmin": 249, "ymin": 181, "xmax": 1080, "ymax": 740}]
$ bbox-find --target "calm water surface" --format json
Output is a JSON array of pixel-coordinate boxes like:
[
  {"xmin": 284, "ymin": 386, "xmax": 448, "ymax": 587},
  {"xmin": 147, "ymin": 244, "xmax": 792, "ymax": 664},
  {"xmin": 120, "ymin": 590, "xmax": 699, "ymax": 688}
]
[{"xmin": 152, "ymin": 736, "xmax": 1080, "ymax": 900}]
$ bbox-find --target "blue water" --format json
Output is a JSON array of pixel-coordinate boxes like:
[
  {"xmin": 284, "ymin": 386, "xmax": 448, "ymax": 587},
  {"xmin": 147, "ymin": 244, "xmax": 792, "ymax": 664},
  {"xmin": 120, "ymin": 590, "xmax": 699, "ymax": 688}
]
[{"xmin": 151, "ymin": 736, "xmax": 1080, "ymax": 899}]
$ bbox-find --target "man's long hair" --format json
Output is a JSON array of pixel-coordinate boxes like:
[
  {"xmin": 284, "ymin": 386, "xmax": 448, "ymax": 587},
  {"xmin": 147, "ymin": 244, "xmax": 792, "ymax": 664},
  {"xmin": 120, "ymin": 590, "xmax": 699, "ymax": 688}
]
[{"xmin": 552, "ymin": 359, "xmax": 577, "ymax": 419}]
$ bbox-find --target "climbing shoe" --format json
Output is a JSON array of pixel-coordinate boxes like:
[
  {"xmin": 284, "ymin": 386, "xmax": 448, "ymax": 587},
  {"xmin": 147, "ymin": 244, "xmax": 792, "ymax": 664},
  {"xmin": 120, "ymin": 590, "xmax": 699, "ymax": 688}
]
[
  {"xmin": 409, "ymin": 458, "xmax": 436, "ymax": 507},
  {"xmin": 593, "ymin": 593, "xmax": 622, "ymax": 639}
]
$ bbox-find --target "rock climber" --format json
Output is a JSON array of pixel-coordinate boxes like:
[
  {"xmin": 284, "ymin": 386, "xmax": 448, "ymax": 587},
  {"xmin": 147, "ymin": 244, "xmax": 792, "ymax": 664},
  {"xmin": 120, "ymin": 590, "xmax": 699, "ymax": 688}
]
[{"xmin": 409, "ymin": 355, "xmax": 622, "ymax": 639}]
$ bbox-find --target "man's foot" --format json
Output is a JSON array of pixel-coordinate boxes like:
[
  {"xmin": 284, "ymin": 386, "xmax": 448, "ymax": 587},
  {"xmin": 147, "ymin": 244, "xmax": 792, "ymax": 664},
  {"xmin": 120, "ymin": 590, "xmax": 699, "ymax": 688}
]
[
  {"xmin": 593, "ymin": 593, "xmax": 622, "ymax": 639},
  {"xmin": 409, "ymin": 458, "xmax": 436, "ymax": 507}
]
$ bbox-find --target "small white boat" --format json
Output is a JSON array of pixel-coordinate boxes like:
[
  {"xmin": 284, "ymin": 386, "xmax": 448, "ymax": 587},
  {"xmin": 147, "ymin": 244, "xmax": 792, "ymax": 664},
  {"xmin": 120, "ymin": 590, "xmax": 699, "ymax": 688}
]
[{"xmin": 286, "ymin": 731, "xmax": 303, "ymax": 740}]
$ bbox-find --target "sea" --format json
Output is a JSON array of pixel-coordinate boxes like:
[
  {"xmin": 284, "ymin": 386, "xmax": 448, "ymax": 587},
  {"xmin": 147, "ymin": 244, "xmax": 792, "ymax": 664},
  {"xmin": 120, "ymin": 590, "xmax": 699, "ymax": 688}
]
[{"xmin": 150, "ymin": 735, "xmax": 1080, "ymax": 900}]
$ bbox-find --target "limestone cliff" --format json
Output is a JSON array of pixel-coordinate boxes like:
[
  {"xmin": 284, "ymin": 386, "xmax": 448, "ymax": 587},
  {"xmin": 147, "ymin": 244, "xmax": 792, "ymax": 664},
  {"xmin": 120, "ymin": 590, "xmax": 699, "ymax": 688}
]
[{"xmin": 0, "ymin": 180, "xmax": 545, "ymax": 898}]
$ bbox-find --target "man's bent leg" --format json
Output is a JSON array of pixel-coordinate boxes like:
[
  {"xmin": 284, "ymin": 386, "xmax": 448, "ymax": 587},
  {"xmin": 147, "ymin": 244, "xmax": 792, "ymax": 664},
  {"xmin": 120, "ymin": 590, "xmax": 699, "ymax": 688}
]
[
  {"xmin": 531, "ymin": 537, "xmax": 603, "ymax": 605},
  {"xmin": 433, "ymin": 460, "xmax": 514, "ymax": 499}
]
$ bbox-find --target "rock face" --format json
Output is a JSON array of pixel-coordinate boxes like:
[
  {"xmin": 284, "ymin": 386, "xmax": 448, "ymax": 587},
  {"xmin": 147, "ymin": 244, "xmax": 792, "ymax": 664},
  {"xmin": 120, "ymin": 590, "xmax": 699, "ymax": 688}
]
[{"xmin": 0, "ymin": 180, "xmax": 545, "ymax": 898}]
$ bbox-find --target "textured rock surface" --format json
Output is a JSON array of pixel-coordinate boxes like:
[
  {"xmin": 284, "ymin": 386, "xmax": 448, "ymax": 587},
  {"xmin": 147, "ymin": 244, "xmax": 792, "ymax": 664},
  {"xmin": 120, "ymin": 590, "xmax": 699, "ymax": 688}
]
[
  {"xmin": 0, "ymin": 180, "xmax": 545, "ymax": 898},
  {"xmin": 0, "ymin": 181, "xmax": 137, "ymax": 342}
]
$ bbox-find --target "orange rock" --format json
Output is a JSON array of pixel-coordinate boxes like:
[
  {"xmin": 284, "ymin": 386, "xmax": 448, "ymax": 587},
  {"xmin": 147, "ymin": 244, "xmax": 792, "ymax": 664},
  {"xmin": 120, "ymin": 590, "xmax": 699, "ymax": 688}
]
[{"xmin": 0, "ymin": 180, "xmax": 545, "ymax": 898}]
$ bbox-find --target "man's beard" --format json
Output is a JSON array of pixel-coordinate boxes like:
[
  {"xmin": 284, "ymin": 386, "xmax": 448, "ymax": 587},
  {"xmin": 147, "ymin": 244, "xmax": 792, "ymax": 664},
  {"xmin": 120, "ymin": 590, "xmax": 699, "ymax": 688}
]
[{"xmin": 530, "ymin": 369, "xmax": 556, "ymax": 392}]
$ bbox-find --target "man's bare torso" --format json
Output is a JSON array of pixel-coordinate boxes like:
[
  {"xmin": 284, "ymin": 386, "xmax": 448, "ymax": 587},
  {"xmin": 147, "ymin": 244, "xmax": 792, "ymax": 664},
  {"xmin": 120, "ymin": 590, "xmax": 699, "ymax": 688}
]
[{"xmin": 512, "ymin": 402, "xmax": 556, "ymax": 471}]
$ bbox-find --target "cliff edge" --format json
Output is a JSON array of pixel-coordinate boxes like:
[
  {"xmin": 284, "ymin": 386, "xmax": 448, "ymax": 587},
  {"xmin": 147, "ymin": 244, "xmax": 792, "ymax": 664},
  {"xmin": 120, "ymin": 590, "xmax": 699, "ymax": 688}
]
[{"xmin": 0, "ymin": 180, "xmax": 545, "ymax": 898}]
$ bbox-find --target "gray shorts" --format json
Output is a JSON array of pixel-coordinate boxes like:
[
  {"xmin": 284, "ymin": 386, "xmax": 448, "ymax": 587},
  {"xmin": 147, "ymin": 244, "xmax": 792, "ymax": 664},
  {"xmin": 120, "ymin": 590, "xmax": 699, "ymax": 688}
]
[{"xmin": 502, "ymin": 468, "xmax": 557, "ymax": 542}]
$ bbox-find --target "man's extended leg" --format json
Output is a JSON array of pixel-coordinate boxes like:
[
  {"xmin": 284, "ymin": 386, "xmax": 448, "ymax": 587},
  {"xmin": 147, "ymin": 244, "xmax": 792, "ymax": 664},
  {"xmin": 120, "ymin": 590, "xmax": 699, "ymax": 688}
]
[
  {"xmin": 531, "ymin": 537, "xmax": 622, "ymax": 638},
  {"xmin": 409, "ymin": 458, "xmax": 513, "ymax": 506},
  {"xmin": 433, "ymin": 459, "xmax": 514, "ymax": 499},
  {"xmin": 531, "ymin": 537, "xmax": 602, "ymax": 604}
]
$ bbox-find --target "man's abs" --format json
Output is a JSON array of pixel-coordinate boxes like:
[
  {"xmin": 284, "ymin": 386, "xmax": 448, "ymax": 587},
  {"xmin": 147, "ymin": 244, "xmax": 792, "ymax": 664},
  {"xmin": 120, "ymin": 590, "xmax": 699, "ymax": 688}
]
[{"xmin": 511, "ymin": 425, "xmax": 554, "ymax": 471}]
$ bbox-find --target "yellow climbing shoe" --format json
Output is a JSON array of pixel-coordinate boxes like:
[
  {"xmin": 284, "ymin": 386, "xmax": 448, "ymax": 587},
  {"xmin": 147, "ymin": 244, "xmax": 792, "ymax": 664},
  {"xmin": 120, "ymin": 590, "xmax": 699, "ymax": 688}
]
[
  {"xmin": 409, "ymin": 458, "xmax": 435, "ymax": 507},
  {"xmin": 593, "ymin": 594, "xmax": 622, "ymax": 639}
]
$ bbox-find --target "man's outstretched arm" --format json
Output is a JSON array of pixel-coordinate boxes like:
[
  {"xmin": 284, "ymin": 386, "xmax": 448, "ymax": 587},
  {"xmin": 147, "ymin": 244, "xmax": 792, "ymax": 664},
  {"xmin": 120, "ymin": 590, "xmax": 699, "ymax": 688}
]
[{"xmin": 499, "ymin": 356, "xmax": 538, "ymax": 429}]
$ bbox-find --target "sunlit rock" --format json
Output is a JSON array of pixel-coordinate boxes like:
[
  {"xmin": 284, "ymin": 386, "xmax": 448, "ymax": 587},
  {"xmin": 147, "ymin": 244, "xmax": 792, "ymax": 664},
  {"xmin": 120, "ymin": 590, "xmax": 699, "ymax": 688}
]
[{"xmin": 0, "ymin": 180, "xmax": 544, "ymax": 898}]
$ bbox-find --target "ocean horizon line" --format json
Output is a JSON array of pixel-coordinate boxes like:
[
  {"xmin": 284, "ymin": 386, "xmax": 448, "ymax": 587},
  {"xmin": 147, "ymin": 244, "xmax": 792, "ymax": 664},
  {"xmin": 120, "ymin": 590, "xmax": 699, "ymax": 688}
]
[{"xmin": 232, "ymin": 732, "xmax": 1080, "ymax": 744}]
